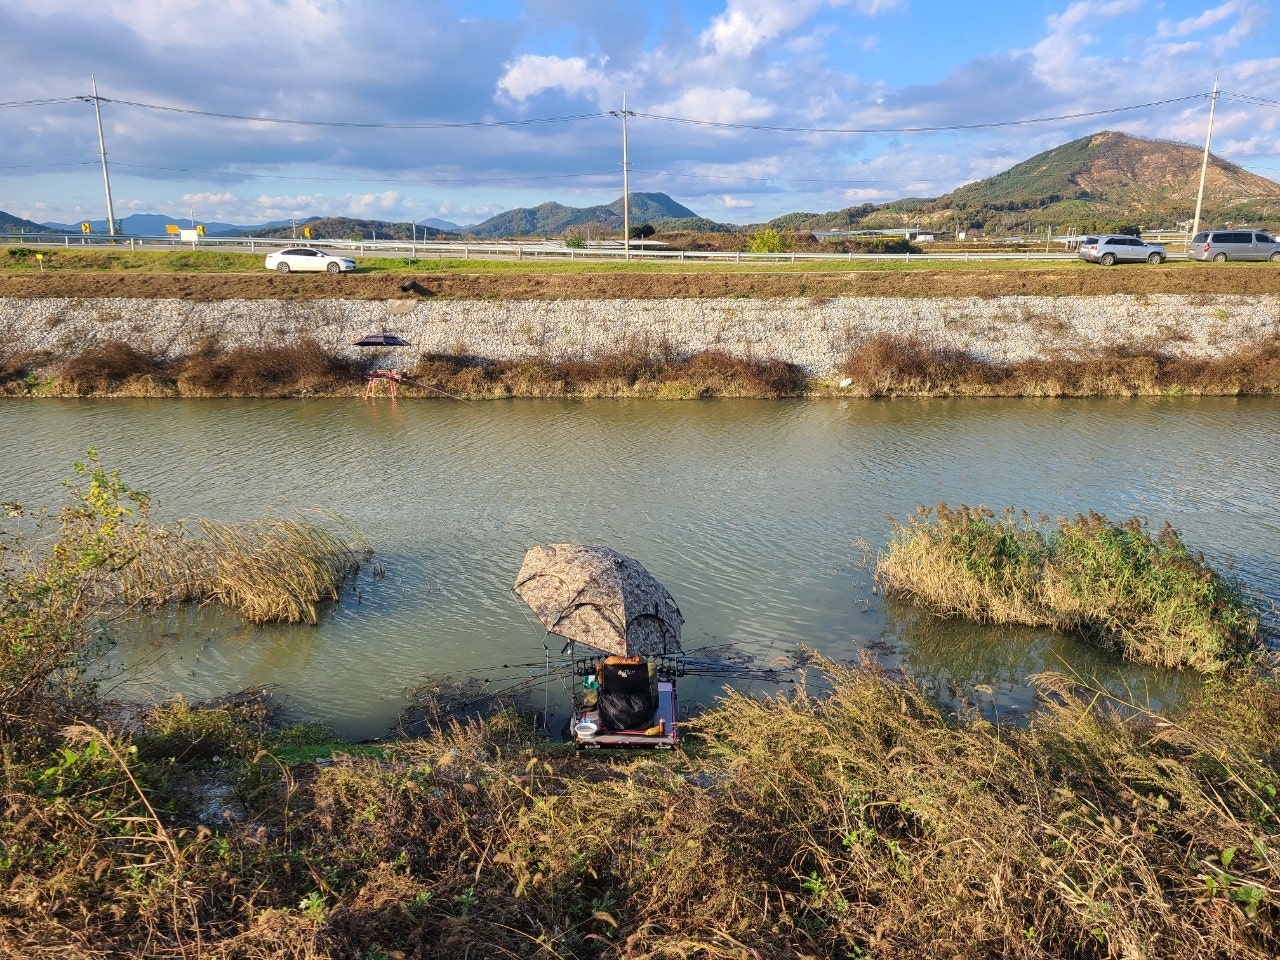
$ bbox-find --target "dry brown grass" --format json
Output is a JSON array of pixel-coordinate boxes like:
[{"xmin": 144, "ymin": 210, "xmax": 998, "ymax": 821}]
[
  {"xmin": 6, "ymin": 656, "xmax": 1278, "ymax": 958},
  {"xmin": 839, "ymin": 334, "xmax": 1280, "ymax": 397},
  {"xmin": 175, "ymin": 338, "xmax": 365, "ymax": 397},
  {"xmin": 116, "ymin": 513, "xmax": 370, "ymax": 624}
]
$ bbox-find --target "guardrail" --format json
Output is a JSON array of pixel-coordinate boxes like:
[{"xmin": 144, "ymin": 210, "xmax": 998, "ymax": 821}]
[{"xmin": 1, "ymin": 233, "xmax": 1184, "ymax": 264}]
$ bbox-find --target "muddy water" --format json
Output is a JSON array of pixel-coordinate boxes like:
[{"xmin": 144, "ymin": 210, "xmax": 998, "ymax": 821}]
[{"xmin": 3, "ymin": 396, "xmax": 1276, "ymax": 738}]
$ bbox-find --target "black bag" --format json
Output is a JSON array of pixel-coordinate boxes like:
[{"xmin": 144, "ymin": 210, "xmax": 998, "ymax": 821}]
[
  {"xmin": 597, "ymin": 690, "xmax": 656, "ymax": 731},
  {"xmin": 600, "ymin": 662, "xmax": 650, "ymax": 694}
]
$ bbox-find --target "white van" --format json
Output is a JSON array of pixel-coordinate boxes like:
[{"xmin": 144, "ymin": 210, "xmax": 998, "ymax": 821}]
[{"xmin": 1188, "ymin": 230, "xmax": 1280, "ymax": 262}]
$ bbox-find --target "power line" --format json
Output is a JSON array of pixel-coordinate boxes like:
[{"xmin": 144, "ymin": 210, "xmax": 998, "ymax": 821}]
[
  {"xmin": 632, "ymin": 94, "xmax": 1213, "ymax": 135},
  {"xmin": 109, "ymin": 160, "xmax": 619, "ymax": 186},
  {"xmin": 81, "ymin": 96, "xmax": 610, "ymax": 129},
  {"xmin": 0, "ymin": 97, "xmax": 85, "ymax": 108}
]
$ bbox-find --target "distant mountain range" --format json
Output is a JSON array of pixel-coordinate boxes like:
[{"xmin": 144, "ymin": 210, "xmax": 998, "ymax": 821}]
[{"xmin": 5, "ymin": 132, "xmax": 1278, "ymax": 241}]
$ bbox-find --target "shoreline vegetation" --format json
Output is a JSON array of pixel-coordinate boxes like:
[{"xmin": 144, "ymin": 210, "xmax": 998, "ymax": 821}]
[
  {"xmin": 2, "ymin": 332, "xmax": 1279, "ymax": 399},
  {"xmin": 876, "ymin": 504, "xmax": 1261, "ymax": 673},
  {"xmin": 3, "ymin": 461, "xmax": 1278, "ymax": 957}
]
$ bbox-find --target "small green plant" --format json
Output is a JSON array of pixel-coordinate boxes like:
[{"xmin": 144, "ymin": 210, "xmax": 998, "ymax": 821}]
[
  {"xmin": 299, "ymin": 891, "xmax": 326, "ymax": 922},
  {"xmin": 748, "ymin": 228, "xmax": 785, "ymax": 253},
  {"xmin": 453, "ymin": 886, "xmax": 479, "ymax": 914}
]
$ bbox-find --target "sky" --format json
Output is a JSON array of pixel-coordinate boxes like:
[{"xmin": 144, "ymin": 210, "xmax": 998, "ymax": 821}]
[{"xmin": 1, "ymin": 0, "xmax": 1278, "ymax": 228}]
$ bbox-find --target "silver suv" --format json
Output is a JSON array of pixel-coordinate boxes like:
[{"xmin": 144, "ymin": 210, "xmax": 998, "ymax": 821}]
[
  {"xmin": 1078, "ymin": 234, "xmax": 1167, "ymax": 265},
  {"xmin": 1188, "ymin": 230, "xmax": 1280, "ymax": 262}
]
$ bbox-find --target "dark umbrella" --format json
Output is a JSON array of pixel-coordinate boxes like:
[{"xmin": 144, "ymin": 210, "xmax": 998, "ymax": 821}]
[
  {"xmin": 352, "ymin": 333, "xmax": 412, "ymax": 347},
  {"xmin": 513, "ymin": 544, "xmax": 684, "ymax": 658}
]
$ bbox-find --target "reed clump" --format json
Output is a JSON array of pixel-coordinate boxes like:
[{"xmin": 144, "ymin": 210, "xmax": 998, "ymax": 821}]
[
  {"xmin": 876, "ymin": 503, "xmax": 1260, "ymax": 671},
  {"xmin": 117, "ymin": 513, "xmax": 369, "ymax": 624}
]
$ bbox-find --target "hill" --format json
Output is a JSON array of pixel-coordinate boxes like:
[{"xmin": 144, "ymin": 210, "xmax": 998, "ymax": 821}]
[
  {"xmin": 241, "ymin": 217, "xmax": 451, "ymax": 242},
  {"xmin": 41, "ymin": 213, "xmax": 314, "ymax": 237},
  {"xmin": 1, "ymin": 210, "xmax": 60, "ymax": 234},
  {"xmin": 464, "ymin": 192, "xmax": 698, "ymax": 238},
  {"xmin": 772, "ymin": 131, "xmax": 1280, "ymax": 236}
]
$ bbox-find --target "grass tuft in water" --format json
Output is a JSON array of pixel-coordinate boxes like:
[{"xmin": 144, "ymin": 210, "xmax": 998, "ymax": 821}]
[
  {"xmin": 117, "ymin": 512, "xmax": 370, "ymax": 624},
  {"xmin": 875, "ymin": 503, "xmax": 1259, "ymax": 671}
]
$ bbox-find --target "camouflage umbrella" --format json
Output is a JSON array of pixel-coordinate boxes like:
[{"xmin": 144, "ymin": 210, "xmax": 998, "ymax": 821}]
[{"xmin": 513, "ymin": 544, "xmax": 684, "ymax": 657}]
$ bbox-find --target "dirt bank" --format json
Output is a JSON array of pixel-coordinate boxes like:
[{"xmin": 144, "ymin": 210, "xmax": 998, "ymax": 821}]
[{"xmin": 4, "ymin": 265, "xmax": 1280, "ymax": 302}]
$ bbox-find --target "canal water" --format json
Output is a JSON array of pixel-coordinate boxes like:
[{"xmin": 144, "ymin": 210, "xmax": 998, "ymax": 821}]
[{"xmin": 2, "ymin": 396, "xmax": 1276, "ymax": 738}]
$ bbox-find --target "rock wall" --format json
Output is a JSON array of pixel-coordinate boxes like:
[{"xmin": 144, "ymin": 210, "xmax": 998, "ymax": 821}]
[{"xmin": 2, "ymin": 294, "xmax": 1278, "ymax": 375}]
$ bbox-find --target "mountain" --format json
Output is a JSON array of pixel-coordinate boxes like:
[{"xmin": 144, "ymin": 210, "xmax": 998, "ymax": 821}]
[
  {"xmin": 421, "ymin": 217, "xmax": 464, "ymax": 231},
  {"xmin": 464, "ymin": 192, "xmax": 699, "ymax": 238},
  {"xmin": 769, "ymin": 131, "xmax": 1280, "ymax": 236},
  {"xmin": 41, "ymin": 213, "xmax": 311, "ymax": 237},
  {"xmin": 1, "ymin": 210, "xmax": 59, "ymax": 234},
  {"xmin": 241, "ymin": 216, "xmax": 451, "ymax": 242}
]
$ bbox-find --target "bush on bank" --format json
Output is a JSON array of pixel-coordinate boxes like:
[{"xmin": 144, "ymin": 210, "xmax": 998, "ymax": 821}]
[
  {"xmin": 875, "ymin": 504, "xmax": 1261, "ymax": 672},
  {"xmin": 3, "ymin": 461, "xmax": 1279, "ymax": 957},
  {"xmin": 3, "ymin": 331, "xmax": 1280, "ymax": 399}
]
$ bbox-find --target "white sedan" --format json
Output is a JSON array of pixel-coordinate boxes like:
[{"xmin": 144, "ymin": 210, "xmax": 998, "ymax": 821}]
[{"xmin": 264, "ymin": 247, "xmax": 357, "ymax": 274}]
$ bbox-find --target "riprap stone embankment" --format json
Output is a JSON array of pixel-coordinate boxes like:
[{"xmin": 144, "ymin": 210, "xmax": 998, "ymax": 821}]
[{"xmin": 2, "ymin": 294, "xmax": 1277, "ymax": 375}]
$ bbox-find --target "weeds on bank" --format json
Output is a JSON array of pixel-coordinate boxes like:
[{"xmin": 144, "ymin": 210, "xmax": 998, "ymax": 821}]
[
  {"xmin": 838, "ymin": 333, "xmax": 1280, "ymax": 396},
  {"xmin": 876, "ymin": 503, "xmax": 1260, "ymax": 671},
  {"xmin": 408, "ymin": 338, "xmax": 809, "ymax": 399},
  {"xmin": 5, "ymin": 644, "xmax": 1279, "ymax": 957}
]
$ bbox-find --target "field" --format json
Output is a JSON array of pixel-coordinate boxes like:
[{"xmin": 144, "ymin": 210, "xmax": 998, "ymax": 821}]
[{"xmin": 4, "ymin": 247, "xmax": 1280, "ymax": 301}]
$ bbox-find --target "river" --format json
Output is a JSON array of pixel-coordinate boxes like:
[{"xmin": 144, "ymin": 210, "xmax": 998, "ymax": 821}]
[{"xmin": 3, "ymin": 396, "xmax": 1277, "ymax": 738}]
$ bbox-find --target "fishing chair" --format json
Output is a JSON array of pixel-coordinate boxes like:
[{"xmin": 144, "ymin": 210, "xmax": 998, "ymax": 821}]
[{"xmin": 596, "ymin": 657, "xmax": 657, "ymax": 731}]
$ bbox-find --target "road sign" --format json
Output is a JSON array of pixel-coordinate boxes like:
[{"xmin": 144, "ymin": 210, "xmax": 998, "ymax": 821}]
[
  {"xmin": 166, "ymin": 224, "xmax": 180, "ymax": 234},
  {"xmin": 80, "ymin": 222, "xmax": 91, "ymax": 234},
  {"xmin": 303, "ymin": 226, "xmax": 313, "ymax": 238}
]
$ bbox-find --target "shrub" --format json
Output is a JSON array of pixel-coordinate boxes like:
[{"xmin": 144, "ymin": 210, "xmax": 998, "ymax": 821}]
[{"xmin": 748, "ymin": 228, "xmax": 786, "ymax": 253}]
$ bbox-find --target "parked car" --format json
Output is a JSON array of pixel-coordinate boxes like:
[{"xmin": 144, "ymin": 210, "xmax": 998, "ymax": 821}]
[
  {"xmin": 1187, "ymin": 230, "xmax": 1280, "ymax": 262},
  {"xmin": 1078, "ymin": 234, "xmax": 1167, "ymax": 265},
  {"xmin": 264, "ymin": 247, "xmax": 357, "ymax": 274}
]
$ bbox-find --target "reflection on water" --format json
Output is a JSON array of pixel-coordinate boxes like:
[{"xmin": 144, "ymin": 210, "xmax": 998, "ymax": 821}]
[{"xmin": 3, "ymin": 396, "xmax": 1276, "ymax": 738}]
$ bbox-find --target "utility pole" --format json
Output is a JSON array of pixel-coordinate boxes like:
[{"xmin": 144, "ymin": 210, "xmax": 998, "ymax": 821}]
[
  {"xmin": 610, "ymin": 92, "xmax": 633, "ymax": 256},
  {"xmin": 89, "ymin": 75, "xmax": 118, "ymax": 237},
  {"xmin": 1190, "ymin": 77, "xmax": 1219, "ymax": 248}
]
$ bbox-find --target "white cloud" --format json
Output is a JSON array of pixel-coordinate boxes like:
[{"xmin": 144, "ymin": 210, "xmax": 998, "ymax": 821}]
[
  {"xmin": 701, "ymin": 1, "xmax": 824, "ymax": 59},
  {"xmin": 1157, "ymin": 2, "xmax": 1239, "ymax": 39},
  {"xmin": 497, "ymin": 54, "xmax": 611, "ymax": 104},
  {"xmin": 1029, "ymin": 0, "xmax": 1141, "ymax": 85},
  {"xmin": 722, "ymin": 195, "xmax": 755, "ymax": 208},
  {"xmin": 649, "ymin": 87, "xmax": 776, "ymax": 124},
  {"xmin": 182, "ymin": 192, "xmax": 237, "ymax": 207}
]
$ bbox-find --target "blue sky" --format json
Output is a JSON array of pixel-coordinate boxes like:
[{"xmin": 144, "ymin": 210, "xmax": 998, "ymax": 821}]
[{"xmin": 1, "ymin": 0, "xmax": 1277, "ymax": 227}]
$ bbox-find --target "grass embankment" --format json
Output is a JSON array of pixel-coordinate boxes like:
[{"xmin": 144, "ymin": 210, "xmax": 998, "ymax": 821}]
[
  {"xmin": 6, "ymin": 246, "xmax": 1280, "ymax": 302},
  {"xmin": 3, "ymin": 461, "xmax": 1279, "ymax": 957},
  {"xmin": 876, "ymin": 504, "xmax": 1261, "ymax": 672},
  {"xmin": 4, "ymin": 334, "xmax": 1280, "ymax": 400}
]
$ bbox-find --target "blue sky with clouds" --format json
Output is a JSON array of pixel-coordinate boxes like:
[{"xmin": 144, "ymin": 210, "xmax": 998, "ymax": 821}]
[{"xmin": 1, "ymin": 0, "xmax": 1277, "ymax": 228}]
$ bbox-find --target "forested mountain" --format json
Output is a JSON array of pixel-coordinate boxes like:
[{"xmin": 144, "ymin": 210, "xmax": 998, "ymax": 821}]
[
  {"xmin": 464, "ymin": 192, "xmax": 698, "ymax": 238},
  {"xmin": 769, "ymin": 131, "xmax": 1280, "ymax": 236}
]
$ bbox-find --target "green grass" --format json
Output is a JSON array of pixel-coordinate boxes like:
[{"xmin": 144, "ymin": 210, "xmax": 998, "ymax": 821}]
[
  {"xmin": 875, "ymin": 504, "xmax": 1261, "ymax": 672},
  {"xmin": 0, "ymin": 244, "xmax": 1215, "ymax": 276}
]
